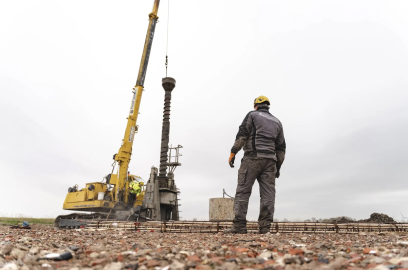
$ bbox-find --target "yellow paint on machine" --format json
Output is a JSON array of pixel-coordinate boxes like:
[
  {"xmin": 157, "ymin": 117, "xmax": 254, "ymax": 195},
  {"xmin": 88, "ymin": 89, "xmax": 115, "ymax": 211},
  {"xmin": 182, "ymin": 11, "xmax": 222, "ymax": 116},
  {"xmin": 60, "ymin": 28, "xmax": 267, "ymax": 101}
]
[{"xmin": 63, "ymin": 179, "xmax": 145, "ymax": 211}]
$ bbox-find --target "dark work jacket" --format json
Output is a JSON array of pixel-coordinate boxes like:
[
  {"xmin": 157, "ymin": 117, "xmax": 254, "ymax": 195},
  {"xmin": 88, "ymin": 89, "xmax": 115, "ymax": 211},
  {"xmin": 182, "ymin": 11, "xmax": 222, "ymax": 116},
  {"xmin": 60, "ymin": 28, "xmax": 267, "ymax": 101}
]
[{"xmin": 231, "ymin": 108, "xmax": 286, "ymax": 163}]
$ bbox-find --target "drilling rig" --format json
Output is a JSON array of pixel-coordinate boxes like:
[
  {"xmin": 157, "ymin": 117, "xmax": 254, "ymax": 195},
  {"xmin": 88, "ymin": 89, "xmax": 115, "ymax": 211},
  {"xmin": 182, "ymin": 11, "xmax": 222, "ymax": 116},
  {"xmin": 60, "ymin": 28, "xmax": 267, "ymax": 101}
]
[
  {"xmin": 138, "ymin": 77, "xmax": 181, "ymax": 221},
  {"xmin": 55, "ymin": 0, "xmax": 182, "ymax": 228}
]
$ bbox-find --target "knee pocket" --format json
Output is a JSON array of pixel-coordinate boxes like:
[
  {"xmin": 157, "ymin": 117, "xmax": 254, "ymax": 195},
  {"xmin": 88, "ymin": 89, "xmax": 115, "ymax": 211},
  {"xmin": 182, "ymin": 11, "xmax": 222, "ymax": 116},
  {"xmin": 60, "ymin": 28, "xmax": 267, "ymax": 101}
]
[{"xmin": 238, "ymin": 169, "xmax": 247, "ymax": 185}]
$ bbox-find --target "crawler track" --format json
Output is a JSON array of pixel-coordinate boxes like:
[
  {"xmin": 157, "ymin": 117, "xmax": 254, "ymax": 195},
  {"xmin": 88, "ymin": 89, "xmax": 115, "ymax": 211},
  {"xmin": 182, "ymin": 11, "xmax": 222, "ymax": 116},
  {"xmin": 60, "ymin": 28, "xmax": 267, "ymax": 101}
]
[
  {"xmin": 55, "ymin": 213, "xmax": 109, "ymax": 228},
  {"xmin": 80, "ymin": 220, "xmax": 408, "ymax": 233},
  {"xmin": 55, "ymin": 212, "xmax": 147, "ymax": 229}
]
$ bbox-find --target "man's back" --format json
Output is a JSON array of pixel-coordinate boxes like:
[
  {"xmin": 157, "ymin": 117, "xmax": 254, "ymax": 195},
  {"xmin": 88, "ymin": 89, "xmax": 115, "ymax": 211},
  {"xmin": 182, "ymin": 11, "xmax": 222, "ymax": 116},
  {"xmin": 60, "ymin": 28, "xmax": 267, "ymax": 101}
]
[{"xmin": 231, "ymin": 108, "xmax": 285, "ymax": 160}]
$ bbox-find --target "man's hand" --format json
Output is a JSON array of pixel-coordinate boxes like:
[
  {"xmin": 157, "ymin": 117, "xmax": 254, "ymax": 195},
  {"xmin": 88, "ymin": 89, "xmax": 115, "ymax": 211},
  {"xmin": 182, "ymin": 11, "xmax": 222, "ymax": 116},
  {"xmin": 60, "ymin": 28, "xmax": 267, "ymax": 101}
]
[
  {"xmin": 276, "ymin": 162, "xmax": 282, "ymax": 178},
  {"xmin": 275, "ymin": 151, "xmax": 285, "ymax": 179},
  {"xmin": 229, "ymin": 153, "xmax": 236, "ymax": 168}
]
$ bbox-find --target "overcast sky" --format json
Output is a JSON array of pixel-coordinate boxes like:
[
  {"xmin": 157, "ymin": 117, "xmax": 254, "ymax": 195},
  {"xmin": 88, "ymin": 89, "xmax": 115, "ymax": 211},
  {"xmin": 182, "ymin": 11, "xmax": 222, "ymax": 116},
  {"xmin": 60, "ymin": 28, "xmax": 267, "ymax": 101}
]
[{"xmin": 1, "ymin": 0, "xmax": 408, "ymax": 222}]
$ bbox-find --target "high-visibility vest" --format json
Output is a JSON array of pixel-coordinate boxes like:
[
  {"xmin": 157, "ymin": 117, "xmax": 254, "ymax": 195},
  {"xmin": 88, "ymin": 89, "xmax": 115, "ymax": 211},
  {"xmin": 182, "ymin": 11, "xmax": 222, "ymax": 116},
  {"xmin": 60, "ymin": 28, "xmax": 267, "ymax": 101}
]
[{"xmin": 129, "ymin": 181, "xmax": 141, "ymax": 195}]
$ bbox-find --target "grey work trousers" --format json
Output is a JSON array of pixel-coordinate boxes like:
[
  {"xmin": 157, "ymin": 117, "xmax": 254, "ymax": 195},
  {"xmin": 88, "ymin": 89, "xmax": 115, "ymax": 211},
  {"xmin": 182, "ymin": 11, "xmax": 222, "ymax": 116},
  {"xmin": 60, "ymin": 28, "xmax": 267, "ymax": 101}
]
[{"xmin": 233, "ymin": 157, "xmax": 277, "ymax": 229}]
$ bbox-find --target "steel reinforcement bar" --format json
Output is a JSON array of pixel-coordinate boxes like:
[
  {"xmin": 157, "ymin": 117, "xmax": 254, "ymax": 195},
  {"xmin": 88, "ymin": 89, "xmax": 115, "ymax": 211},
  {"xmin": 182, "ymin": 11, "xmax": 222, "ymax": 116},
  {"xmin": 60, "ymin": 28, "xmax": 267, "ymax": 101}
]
[{"xmin": 84, "ymin": 220, "xmax": 408, "ymax": 233}]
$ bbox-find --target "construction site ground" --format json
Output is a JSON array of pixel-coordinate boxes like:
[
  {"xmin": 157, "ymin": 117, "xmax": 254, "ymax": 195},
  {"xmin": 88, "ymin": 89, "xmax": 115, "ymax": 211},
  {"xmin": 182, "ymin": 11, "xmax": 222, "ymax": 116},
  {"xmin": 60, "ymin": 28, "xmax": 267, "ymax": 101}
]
[{"xmin": 2, "ymin": 224, "xmax": 408, "ymax": 270}]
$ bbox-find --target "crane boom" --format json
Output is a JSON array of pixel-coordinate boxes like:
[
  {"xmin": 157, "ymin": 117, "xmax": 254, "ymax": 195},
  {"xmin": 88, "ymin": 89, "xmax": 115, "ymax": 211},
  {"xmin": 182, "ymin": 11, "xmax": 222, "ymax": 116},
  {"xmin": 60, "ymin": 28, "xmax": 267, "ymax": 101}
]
[
  {"xmin": 114, "ymin": 0, "xmax": 161, "ymax": 200},
  {"xmin": 60, "ymin": 0, "xmax": 168, "ymax": 216}
]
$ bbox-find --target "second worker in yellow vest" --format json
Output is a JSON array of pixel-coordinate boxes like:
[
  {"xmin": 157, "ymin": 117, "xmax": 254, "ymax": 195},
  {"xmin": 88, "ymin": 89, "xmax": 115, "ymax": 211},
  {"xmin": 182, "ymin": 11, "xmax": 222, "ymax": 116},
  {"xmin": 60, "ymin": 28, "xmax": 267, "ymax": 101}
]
[{"xmin": 129, "ymin": 180, "xmax": 144, "ymax": 206}]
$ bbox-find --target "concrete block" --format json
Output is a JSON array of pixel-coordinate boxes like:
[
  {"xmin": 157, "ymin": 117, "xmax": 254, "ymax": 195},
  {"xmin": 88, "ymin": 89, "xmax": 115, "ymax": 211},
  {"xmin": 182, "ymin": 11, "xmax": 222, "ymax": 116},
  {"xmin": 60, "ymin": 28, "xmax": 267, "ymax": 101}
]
[{"xmin": 209, "ymin": 198, "xmax": 234, "ymax": 221}]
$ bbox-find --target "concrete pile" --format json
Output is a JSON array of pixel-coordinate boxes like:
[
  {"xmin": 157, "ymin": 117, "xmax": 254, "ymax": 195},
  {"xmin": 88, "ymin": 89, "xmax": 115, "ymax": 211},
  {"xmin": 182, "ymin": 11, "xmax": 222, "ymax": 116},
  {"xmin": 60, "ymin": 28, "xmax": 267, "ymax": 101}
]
[{"xmin": 2, "ymin": 224, "xmax": 408, "ymax": 270}]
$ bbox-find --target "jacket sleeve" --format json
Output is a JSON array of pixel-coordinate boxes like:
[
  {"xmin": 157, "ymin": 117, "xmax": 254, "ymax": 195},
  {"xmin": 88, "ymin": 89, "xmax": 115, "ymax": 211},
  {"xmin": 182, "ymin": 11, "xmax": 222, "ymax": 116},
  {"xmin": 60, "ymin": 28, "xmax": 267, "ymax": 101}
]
[
  {"xmin": 275, "ymin": 121, "xmax": 286, "ymax": 168},
  {"xmin": 231, "ymin": 112, "xmax": 253, "ymax": 154}
]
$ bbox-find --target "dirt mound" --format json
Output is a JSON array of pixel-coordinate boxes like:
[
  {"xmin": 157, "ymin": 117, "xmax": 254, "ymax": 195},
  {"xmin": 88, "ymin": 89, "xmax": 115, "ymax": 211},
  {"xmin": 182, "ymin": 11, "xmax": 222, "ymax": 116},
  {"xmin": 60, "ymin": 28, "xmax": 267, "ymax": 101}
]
[
  {"xmin": 322, "ymin": 216, "xmax": 356, "ymax": 223},
  {"xmin": 359, "ymin": 212, "xmax": 396, "ymax": 223},
  {"xmin": 322, "ymin": 213, "xmax": 396, "ymax": 224}
]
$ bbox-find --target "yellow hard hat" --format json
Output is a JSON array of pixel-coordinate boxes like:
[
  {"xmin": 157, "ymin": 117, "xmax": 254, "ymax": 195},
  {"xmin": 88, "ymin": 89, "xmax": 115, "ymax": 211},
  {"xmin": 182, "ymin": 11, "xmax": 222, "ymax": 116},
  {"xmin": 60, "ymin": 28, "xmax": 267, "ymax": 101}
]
[
  {"xmin": 254, "ymin": 96, "xmax": 270, "ymax": 106},
  {"xmin": 139, "ymin": 182, "xmax": 144, "ymax": 186}
]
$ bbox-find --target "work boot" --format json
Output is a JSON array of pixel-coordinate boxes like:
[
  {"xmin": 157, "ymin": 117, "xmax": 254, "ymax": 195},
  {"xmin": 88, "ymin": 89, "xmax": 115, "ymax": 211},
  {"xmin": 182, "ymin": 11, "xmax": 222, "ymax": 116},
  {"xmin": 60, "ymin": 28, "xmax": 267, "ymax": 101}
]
[
  {"xmin": 259, "ymin": 226, "xmax": 271, "ymax": 234},
  {"xmin": 223, "ymin": 226, "xmax": 247, "ymax": 234}
]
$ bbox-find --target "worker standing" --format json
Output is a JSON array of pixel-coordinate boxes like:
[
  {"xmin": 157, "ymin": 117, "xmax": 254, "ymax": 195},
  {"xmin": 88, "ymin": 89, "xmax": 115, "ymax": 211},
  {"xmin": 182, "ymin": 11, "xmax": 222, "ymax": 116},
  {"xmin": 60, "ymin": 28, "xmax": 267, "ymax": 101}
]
[
  {"xmin": 129, "ymin": 178, "xmax": 141, "ymax": 206},
  {"xmin": 225, "ymin": 96, "xmax": 286, "ymax": 234}
]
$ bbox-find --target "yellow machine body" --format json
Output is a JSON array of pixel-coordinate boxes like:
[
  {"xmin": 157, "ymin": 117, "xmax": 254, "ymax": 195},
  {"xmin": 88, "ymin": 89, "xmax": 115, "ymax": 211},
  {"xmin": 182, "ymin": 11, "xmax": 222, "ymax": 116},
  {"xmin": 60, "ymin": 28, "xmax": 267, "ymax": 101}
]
[{"xmin": 63, "ymin": 175, "xmax": 146, "ymax": 212}]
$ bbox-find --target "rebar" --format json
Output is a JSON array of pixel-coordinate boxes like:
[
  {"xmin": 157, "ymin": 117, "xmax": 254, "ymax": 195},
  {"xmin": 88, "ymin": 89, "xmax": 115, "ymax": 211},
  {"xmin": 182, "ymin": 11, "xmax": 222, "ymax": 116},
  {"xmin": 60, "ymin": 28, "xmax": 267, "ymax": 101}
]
[{"xmin": 83, "ymin": 220, "xmax": 408, "ymax": 233}]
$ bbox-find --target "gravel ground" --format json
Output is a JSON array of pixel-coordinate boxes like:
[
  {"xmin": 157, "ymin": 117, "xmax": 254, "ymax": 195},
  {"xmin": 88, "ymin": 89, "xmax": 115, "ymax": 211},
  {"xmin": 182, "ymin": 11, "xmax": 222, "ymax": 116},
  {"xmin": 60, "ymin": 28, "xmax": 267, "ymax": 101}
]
[{"xmin": 2, "ymin": 225, "xmax": 408, "ymax": 270}]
